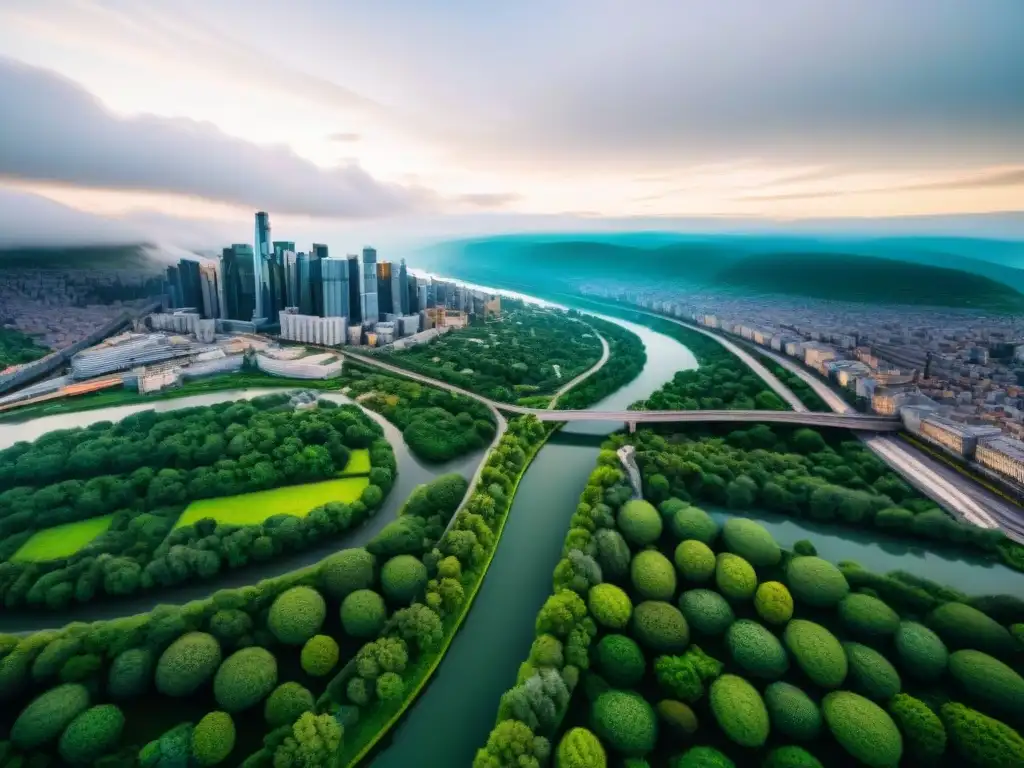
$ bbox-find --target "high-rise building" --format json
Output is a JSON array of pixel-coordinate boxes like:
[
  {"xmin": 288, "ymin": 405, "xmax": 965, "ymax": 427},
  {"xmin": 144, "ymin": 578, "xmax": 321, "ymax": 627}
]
[
  {"xmin": 221, "ymin": 244, "xmax": 257, "ymax": 321},
  {"xmin": 321, "ymin": 257, "xmax": 350, "ymax": 319},
  {"xmin": 398, "ymin": 259, "xmax": 410, "ymax": 315},
  {"xmin": 165, "ymin": 265, "xmax": 181, "ymax": 308},
  {"xmin": 199, "ymin": 263, "xmax": 220, "ymax": 320},
  {"xmin": 407, "ymin": 273, "xmax": 419, "ymax": 314},
  {"xmin": 347, "ymin": 255, "xmax": 362, "ymax": 324},
  {"xmin": 310, "ymin": 244, "xmax": 327, "ymax": 317},
  {"xmin": 177, "ymin": 259, "xmax": 203, "ymax": 310},
  {"xmin": 377, "ymin": 261, "xmax": 394, "ymax": 316},
  {"xmin": 284, "ymin": 251, "xmax": 299, "ymax": 308},
  {"xmin": 296, "ymin": 253, "xmax": 312, "ymax": 315},
  {"xmin": 417, "ymin": 283, "xmax": 429, "ymax": 313},
  {"xmin": 361, "ymin": 247, "xmax": 378, "ymax": 324},
  {"xmin": 254, "ymin": 212, "xmax": 272, "ymax": 320}
]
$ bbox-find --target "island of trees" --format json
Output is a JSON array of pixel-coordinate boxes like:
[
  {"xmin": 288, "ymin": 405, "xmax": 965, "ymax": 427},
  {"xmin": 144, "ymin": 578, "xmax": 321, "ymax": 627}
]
[{"xmin": 0, "ymin": 328, "xmax": 49, "ymax": 371}]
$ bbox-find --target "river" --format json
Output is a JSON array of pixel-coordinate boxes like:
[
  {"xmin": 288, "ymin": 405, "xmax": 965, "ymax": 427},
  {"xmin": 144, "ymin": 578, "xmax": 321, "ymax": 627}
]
[{"xmin": 0, "ymin": 390, "xmax": 485, "ymax": 632}]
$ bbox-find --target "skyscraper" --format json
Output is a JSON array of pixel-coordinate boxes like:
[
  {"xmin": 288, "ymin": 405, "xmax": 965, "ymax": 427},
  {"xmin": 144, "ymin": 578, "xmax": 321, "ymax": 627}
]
[
  {"xmin": 177, "ymin": 259, "xmax": 203, "ymax": 310},
  {"xmin": 361, "ymin": 247, "xmax": 378, "ymax": 324},
  {"xmin": 296, "ymin": 253, "xmax": 312, "ymax": 315},
  {"xmin": 347, "ymin": 255, "xmax": 362, "ymax": 324},
  {"xmin": 254, "ymin": 212, "xmax": 272, "ymax": 320},
  {"xmin": 199, "ymin": 263, "xmax": 220, "ymax": 319},
  {"xmin": 407, "ymin": 273, "xmax": 419, "ymax": 314},
  {"xmin": 321, "ymin": 257, "xmax": 350, "ymax": 320},
  {"xmin": 221, "ymin": 244, "xmax": 257, "ymax": 321},
  {"xmin": 398, "ymin": 259, "xmax": 410, "ymax": 315},
  {"xmin": 284, "ymin": 251, "xmax": 299, "ymax": 308},
  {"xmin": 165, "ymin": 265, "xmax": 181, "ymax": 308},
  {"xmin": 377, "ymin": 261, "xmax": 394, "ymax": 316},
  {"xmin": 310, "ymin": 244, "xmax": 328, "ymax": 317}
]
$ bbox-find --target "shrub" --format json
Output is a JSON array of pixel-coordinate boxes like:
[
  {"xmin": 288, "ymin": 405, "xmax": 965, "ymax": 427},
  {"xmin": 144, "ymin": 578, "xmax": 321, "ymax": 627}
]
[
  {"xmin": 671, "ymin": 746, "xmax": 735, "ymax": 768},
  {"xmin": 264, "ymin": 682, "xmax": 314, "ymax": 728},
  {"xmin": 340, "ymin": 589, "xmax": 387, "ymax": 638},
  {"xmin": 657, "ymin": 700, "xmax": 698, "ymax": 737},
  {"xmin": 843, "ymin": 642, "xmax": 902, "ymax": 700},
  {"xmin": 679, "ymin": 589, "xmax": 735, "ymax": 636},
  {"xmin": 268, "ymin": 587, "xmax": 327, "ymax": 645},
  {"xmin": 726, "ymin": 619, "xmax": 789, "ymax": 680},
  {"xmin": 594, "ymin": 528, "xmax": 632, "ymax": 581},
  {"xmin": 888, "ymin": 693, "xmax": 946, "ymax": 762},
  {"xmin": 754, "ymin": 582, "xmax": 793, "ymax": 626},
  {"xmin": 893, "ymin": 621, "xmax": 949, "ymax": 682},
  {"xmin": 58, "ymin": 704, "xmax": 124, "ymax": 765},
  {"xmin": 838, "ymin": 593, "xmax": 900, "ymax": 641},
  {"xmin": 631, "ymin": 550, "xmax": 677, "ymax": 601},
  {"xmin": 300, "ymin": 635, "xmax": 339, "ymax": 677},
  {"xmin": 655, "ymin": 647, "xmax": 723, "ymax": 703},
  {"xmin": 11, "ymin": 683, "xmax": 90, "ymax": 749},
  {"xmin": 618, "ymin": 499, "xmax": 663, "ymax": 546},
  {"xmin": 530, "ymin": 634, "xmax": 565, "ymax": 668},
  {"xmin": 948, "ymin": 649, "xmax": 1024, "ymax": 717},
  {"xmin": 213, "ymin": 647, "xmax": 278, "ymax": 712},
  {"xmin": 631, "ymin": 601, "xmax": 690, "ymax": 654},
  {"xmin": 927, "ymin": 603, "xmax": 1015, "ymax": 657},
  {"xmin": 783, "ymin": 620, "xmax": 847, "ymax": 689},
  {"xmin": 155, "ymin": 632, "xmax": 222, "ymax": 697},
  {"xmin": 721, "ymin": 518, "xmax": 781, "ymax": 567},
  {"xmin": 191, "ymin": 711, "xmax": 235, "ymax": 766},
  {"xmin": 591, "ymin": 690, "xmax": 658, "ymax": 757},
  {"xmin": 272, "ymin": 711, "xmax": 342, "ymax": 767},
  {"xmin": 669, "ymin": 506, "xmax": 719, "ymax": 544},
  {"xmin": 793, "ymin": 539, "xmax": 817, "ymax": 556},
  {"xmin": 941, "ymin": 702, "xmax": 1024, "ymax": 766},
  {"xmin": 674, "ymin": 540, "xmax": 716, "ymax": 583},
  {"xmin": 715, "ymin": 553, "xmax": 757, "ymax": 601},
  {"xmin": 594, "ymin": 635, "xmax": 646, "ymax": 688},
  {"xmin": 208, "ymin": 609, "xmax": 253, "ymax": 648},
  {"xmin": 762, "ymin": 746, "xmax": 823, "ymax": 768},
  {"xmin": 764, "ymin": 682, "xmax": 821, "ymax": 741},
  {"xmin": 589, "ymin": 583, "xmax": 633, "ymax": 630},
  {"xmin": 823, "ymin": 691, "xmax": 903, "ymax": 768},
  {"xmin": 709, "ymin": 674, "xmax": 770, "ymax": 748},
  {"xmin": 556, "ymin": 727, "xmax": 606, "ymax": 768},
  {"xmin": 381, "ymin": 555, "xmax": 429, "ymax": 604},
  {"xmin": 786, "ymin": 557, "xmax": 849, "ymax": 608},
  {"xmin": 107, "ymin": 647, "xmax": 153, "ymax": 700},
  {"xmin": 320, "ymin": 548, "xmax": 375, "ymax": 598}
]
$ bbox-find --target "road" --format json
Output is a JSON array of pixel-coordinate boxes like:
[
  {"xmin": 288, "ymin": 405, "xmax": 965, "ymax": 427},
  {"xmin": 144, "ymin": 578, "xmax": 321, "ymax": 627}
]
[{"xmin": 547, "ymin": 327, "xmax": 610, "ymax": 409}]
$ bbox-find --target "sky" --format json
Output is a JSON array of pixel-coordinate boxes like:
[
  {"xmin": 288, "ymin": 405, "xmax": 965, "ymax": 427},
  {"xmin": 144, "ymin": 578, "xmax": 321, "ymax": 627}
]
[{"xmin": 0, "ymin": 0, "xmax": 1023, "ymax": 251}]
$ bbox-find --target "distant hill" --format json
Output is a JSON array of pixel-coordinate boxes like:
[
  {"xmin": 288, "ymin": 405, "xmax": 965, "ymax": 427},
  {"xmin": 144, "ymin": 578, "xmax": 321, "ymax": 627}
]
[{"xmin": 0, "ymin": 244, "xmax": 203, "ymax": 272}]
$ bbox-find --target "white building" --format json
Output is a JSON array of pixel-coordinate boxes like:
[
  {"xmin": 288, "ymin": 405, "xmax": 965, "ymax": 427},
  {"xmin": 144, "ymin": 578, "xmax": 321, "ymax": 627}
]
[
  {"xmin": 150, "ymin": 311, "xmax": 202, "ymax": 335},
  {"xmin": 397, "ymin": 314, "xmax": 421, "ymax": 337},
  {"xmin": 802, "ymin": 342, "xmax": 838, "ymax": 372},
  {"xmin": 256, "ymin": 353, "xmax": 343, "ymax": 379},
  {"xmin": 976, "ymin": 436, "xmax": 1024, "ymax": 485},
  {"xmin": 279, "ymin": 312, "xmax": 347, "ymax": 346},
  {"xmin": 347, "ymin": 325, "xmax": 364, "ymax": 345}
]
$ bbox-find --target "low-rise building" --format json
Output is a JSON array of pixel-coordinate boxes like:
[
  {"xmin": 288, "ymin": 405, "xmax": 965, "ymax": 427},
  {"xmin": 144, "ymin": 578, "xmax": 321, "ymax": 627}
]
[
  {"xmin": 976, "ymin": 436, "xmax": 1024, "ymax": 485},
  {"xmin": 280, "ymin": 312, "xmax": 347, "ymax": 346},
  {"xmin": 255, "ymin": 352, "xmax": 343, "ymax": 379},
  {"xmin": 919, "ymin": 416, "xmax": 1002, "ymax": 457}
]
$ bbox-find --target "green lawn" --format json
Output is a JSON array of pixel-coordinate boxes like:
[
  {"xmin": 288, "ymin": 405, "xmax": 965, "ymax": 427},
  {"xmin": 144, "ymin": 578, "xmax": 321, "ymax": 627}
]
[
  {"xmin": 173, "ymin": 477, "xmax": 370, "ymax": 528},
  {"xmin": 340, "ymin": 449, "xmax": 371, "ymax": 476},
  {"xmin": 12, "ymin": 514, "xmax": 115, "ymax": 562}
]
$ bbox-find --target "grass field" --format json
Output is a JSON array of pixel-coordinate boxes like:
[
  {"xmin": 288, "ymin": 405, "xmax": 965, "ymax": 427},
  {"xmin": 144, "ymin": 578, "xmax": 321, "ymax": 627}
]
[
  {"xmin": 339, "ymin": 449, "xmax": 371, "ymax": 476},
  {"xmin": 12, "ymin": 514, "xmax": 115, "ymax": 562},
  {"xmin": 173, "ymin": 477, "xmax": 369, "ymax": 529}
]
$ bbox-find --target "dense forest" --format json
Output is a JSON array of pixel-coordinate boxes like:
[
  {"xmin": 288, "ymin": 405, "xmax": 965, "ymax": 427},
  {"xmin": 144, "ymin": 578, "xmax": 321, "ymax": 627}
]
[
  {"xmin": 0, "ymin": 328, "xmax": 50, "ymax": 371},
  {"xmin": 0, "ymin": 394, "xmax": 395, "ymax": 610},
  {"xmin": 554, "ymin": 315, "xmax": 646, "ymax": 410}
]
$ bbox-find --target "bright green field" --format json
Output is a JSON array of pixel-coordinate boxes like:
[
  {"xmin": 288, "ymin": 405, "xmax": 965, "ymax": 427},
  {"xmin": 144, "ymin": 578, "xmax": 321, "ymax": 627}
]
[
  {"xmin": 174, "ymin": 476, "xmax": 370, "ymax": 529},
  {"xmin": 339, "ymin": 448, "xmax": 371, "ymax": 476},
  {"xmin": 12, "ymin": 514, "xmax": 115, "ymax": 562}
]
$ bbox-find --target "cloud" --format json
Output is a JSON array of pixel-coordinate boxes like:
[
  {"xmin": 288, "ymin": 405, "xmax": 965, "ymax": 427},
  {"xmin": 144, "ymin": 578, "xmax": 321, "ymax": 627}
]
[
  {"xmin": 0, "ymin": 187, "xmax": 145, "ymax": 248},
  {"xmin": 455, "ymin": 192, "xmax": 522, "ymax": 208},
  {"xmin": 0, "ymin": 57, "xmax": 434, "ymax": 218},
  {"xmin": 328, "ymin": 132, "xmax": 362, "ymax": 142}
]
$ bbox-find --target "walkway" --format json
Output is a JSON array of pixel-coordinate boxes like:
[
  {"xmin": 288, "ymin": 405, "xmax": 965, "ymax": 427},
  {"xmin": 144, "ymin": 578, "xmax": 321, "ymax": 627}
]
[{"xmin": 547, "ymin": 327, "xmax": 610, "ymax": 409}]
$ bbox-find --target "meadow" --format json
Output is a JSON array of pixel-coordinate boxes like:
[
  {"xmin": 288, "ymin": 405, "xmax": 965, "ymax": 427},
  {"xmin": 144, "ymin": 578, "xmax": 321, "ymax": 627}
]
[{"xmin": 12, "ymin": 514, "xmax": 114, "ymax": 562}]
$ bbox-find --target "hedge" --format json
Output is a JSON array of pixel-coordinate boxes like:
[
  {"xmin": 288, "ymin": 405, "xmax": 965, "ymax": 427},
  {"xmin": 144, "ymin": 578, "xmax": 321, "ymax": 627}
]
[
  {"xmin": 213, "ymin": 647, "xmax": 278, "ymax": 712},
  {"xmin": 631, "ymin": 600, "xmax": 690, "ymax": 654},
  {"xmin": 823, "ymin": 691, "xmax": 903, "ymax": 768},
  {"xmin": 594, "ymin": 528, "xmax": 632, "ymax": 581},
  {"xmin": 893, "ymin": 621, "xmax": 948, "ymax": 682},
  {"xmin": 264, "ymin": 682, "xmax": 315, "ymax": 728},
  {"xmin": 340, "ymin": 589, "xmax": 388, "ymax": 638},
  {"xmin": 656, "ymin": 700, "xmax": 699, "ymax": 738},
  {"xmin": 762, "ymin": 746, "xmax": 824, "ymax": 768},
  {"xmin": 783, "ymin": 620, "xmax": 848, "ymax": 689},
  {"xmin": 843, "ymin": 642, "xmax": 902, "ymax": 701},
  {"xmin": 714, "ymin": 553, "xmax": 757, "ymax": 601},
  {"xmin": 591, "ymin": 690, "xmax": 658, "ymax": 757},
  {"xmin": 594, "ymin": 635, "xmax": 646, "ymax": 688},
  {"xmin": 380, "ymin": 555, "xmax": 429, "ymax": 605},
  {"xmin": 320, "ymin": 548, "xmax": 376, "ymax": 599},
  {"xmin": 754, "ymin": 582, "xmax": 793, "ymax": 626},
  {"xmin": 721, "ymin": 518, "xmax": 781, "ymax": 567},
  {"xmin": 947, "ymin": 649, "xmax": 1024, "ymax": 717},
  {"xmin": 11, "ymin": 683, "xmax": 90, "ymax": 749},
  {"xmin": 155, "ymin": 632, "xmax": 222, "ymax": 697},
  {"xmin": 300, "ymin": 635, "xmax": 339, "ymax": 677},
  {"xmin": 107, "ymin": 647, "xmax": 154, "ymax": 700},
  {"xmin": 888, "ymin": 693, "xmax": 947, "ymax": 762},
  {"xmin": 764, "ymin": 681, "xmax": 821, "ymax": 741},
  {"xmin": 786, "ymin": 556, "xmax": 849, "ymax": 608},
  {"xmin": 589, "ymin": 583, "xmax": 634, "ymax": 630},
  {"xmin": 927, "ymin": 602, "xmax": 1015, "ymax": 657},
  {"xmin": 671, "ymin": 746, "xmax": 735, "ymax": 768},
  {"xmin": 58, "ymin": 704, "xmax": 124, "ymax": 765},
  {"xmin": 941, "ymin": 702, "xmax": 1024, "ymax": 766},
  {"xmin": 679, "ymin": 589, "xmax": 735, "ymax": 637},
  {"xmin": 674, "ymin": 540, "xmax": 716, "ymax": 583},
  {"xmin": 668, "ymin": 505, "xmax": 719, "ymax": 544},
  {"xmin": 631, "ymin": 550, "xmax": 677, "ymax": 601},
  {"xmin": 618, "ymin": 499, "xmax": 664, "ymax": 546},
  {"xmin": 556, "ymin": 727, "xmax": 606, "ymax": 768},
  {"xmin": 726, "ymin": 620, "xmax": 789, "ymax": 680},
  {"xmin": 837, "ymin": 593, "xmax": 900, "ymax": 641},
  {"xmin": 709, "ymin": 674, "xmax": 770, "ymax": 748},
  {"xmin": 268, "ymin": 586, "xmax": 327, "ymax": 645},
  {"xmin": 191, "ymin": 711, "xmax": 235, "ymax": 766}
]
